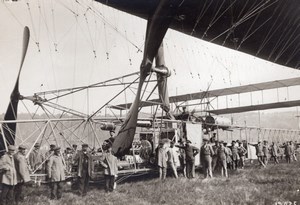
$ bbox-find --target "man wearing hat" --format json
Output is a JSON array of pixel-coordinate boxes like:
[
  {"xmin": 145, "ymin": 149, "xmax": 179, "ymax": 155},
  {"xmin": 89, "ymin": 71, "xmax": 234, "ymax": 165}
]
[
  {"xmin": 45, "ymin": 144, "xmax": 56, "ymax": 177},
  {"xmin": 216, "ymin": 141, "xmax": 229, "ymax": 177},
  {"xmin": 231, "ymin": 141, "xmax": 240, "ymax": 170},
  {"xmin": 47, "ymin": 147, "xmax": 65, "ymax": 200},
  {"xmin": 248, "ymin": 141, "xmax": 266, "ymax": 167},
  {"xmin": 63, "ymin": 147, "xmax": 73, "ymax": 174},
  {"xmin": 176, "ymin": 140, "xmax": 200, "ymax": 178},
  {"xmin": 99, "ymin": 146, "xmax": 118, "ymax": 192},
  {"xmin": 73, "ymin": 143, "xmax": 92, "ymax": 196},
  {"xmin": 29, "ymin": 143, "xmax": 44, "ymax": 173},
  {"xmin": 14, "ymin": 145, "xmax": 31, "ymax": 204},
  {"xmin": 238, "ymin": 141, "xmax": 247, "ymax": 169},
  {"xmin": 0, "ymin": 145, "xmax": 17, "ymax": 205},
  {"xmin": 200, "ymin": 138, "xmax": 214, "ymax": 178}
]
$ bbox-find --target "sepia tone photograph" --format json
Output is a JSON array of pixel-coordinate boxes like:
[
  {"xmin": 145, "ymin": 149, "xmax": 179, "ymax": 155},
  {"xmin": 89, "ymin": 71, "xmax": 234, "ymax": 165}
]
[{"xmin": 0, "ymin": 0, "xmax": 299, "ymax": 204}]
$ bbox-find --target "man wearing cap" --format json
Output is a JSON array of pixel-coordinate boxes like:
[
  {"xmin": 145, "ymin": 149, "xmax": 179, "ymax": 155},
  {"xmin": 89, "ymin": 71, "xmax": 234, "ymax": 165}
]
[
  {"xmin": 200, "ymin": 138, "xmax": 214, "ymax": 178},
  {"xmin": 238, "ymin": 142, "xmax": 247, "ymax": 169},
  {"xmin": 231, "ymin": 141, "xmax": 240, "ymax": 170},
  {"xmin": 99, "ymin": 146, "xmax": 118, "ymax": 192},
  {"xmin": 47, "ymin": 147, "xmax": 65, "ymax": 200},
  {"xmin": 270, "ymin": 142, "xmax": 279, "ymax": 164},
  {"xmin": 177, "ymin": 140, "xmax": 200, "ymax": 179},
  {"xmin": 211, "ymin": 140, "xmax": 219, "ymax": 172},
  {"xmin": 29, "ymin": 143, "xmax": 44, "ymax": 173},
  {"xmin": 14, "ymin": 145, "xmax": 31, "ymax": 204},
  {"xmin": 0, "ymin": 145, "xmax": 17, "ymax": 205},
  {"xmin": 216, "ymin": 141, "xmax": 229, "ymax": 177},
  {"xmin": 45, "ymin": 144, "xmax": 56, "ymax": 178},
  {"xmin": 262, "ymin": 141, "xmax": 269, "ymax": 165},
  {"xmin": 248, "ymin": 141, "xmax": 266, "ymax": 167},
  {"xmin": 63, "ymin": 147, "xmax": 73, "ymax": 174},
  {"xmin": 73, "ymin": 144, "xmax": 92, "ymax": 196}
]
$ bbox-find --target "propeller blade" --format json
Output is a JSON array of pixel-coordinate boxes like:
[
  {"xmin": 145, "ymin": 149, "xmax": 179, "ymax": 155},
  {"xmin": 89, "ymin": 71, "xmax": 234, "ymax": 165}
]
[
  {"xmin": 112, "ymin": 0, "xmax": 182, "ymax": 157},
  {"xmin": 1, "ymin": 26, "xmax": 30, "ymax": 150}
]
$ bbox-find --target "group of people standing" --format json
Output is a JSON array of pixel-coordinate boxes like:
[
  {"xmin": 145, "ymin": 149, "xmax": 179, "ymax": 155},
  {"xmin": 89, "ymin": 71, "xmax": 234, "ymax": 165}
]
[
  {"xmin": 249, "ymin": 140, "xmax": 299, "ymax": 167},
  {"xmin": 156, "ymin": 137, "xmax": 249, "ymax": 181},
  {"xmin": 0, "ymin": 139, "xmax": 118, "ymax": 204}
]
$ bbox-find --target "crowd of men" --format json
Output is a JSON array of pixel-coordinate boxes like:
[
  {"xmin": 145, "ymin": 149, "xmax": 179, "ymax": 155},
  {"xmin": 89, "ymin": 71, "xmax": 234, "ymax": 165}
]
[
  {"xmin": 0, "ymin": 134, "xmax": 298, "ymax": 204},
  {"xmin": 0, "ymin": 138, "xmax": 118, "ymax": 204},
  {"xmin": 155, "ymin": 137, "xmax": 299, "ymax": 180}
]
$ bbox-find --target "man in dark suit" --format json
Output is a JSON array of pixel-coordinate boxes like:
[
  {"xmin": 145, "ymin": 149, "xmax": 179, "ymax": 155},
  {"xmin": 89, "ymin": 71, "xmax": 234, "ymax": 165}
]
[{"xmin": 73, "ymin": 144, "xmax": 92, "ymax": 196}]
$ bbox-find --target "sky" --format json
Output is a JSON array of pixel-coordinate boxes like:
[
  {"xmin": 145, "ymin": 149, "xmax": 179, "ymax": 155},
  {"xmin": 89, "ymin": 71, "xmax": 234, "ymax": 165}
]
[{"xmin": 1, "ymin": 0, "xmax": 300, "ymax": 117}]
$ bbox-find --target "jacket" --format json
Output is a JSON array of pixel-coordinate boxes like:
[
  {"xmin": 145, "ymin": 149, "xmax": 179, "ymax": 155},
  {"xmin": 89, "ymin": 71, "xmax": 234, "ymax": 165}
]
[
  {"xmin": 29, "ymin": 149, "xmax": 44, "ymax": 171},
  {"xmin": 177, "ymin": 145, "xmax": 200, "ymax": 162},
  {"xmin": 73, "ymin": 150, "xmax": 93, "ymax": 177},
  {"xmin": 0, "ymin": 154, "xmax": 17, "ymax": 185},
  {"xmin": 14, "ymin": 152, "xmax": 31, "ymax": 183},
  {"xmin": 47, "ymin": 154, "xmax": 65, "ymax": 182},
  {"xmin": 100, "ymin": 152, "xmax": 118, "ymax": 176}
]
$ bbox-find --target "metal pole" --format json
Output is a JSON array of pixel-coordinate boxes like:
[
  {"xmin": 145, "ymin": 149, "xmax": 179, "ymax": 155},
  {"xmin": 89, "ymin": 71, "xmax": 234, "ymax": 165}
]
[
  {"xmin": 26, "ymin": 122, "xmax": 49, "ymax": 159},
  {"xmin": 0, "ymin": 123, "xmax": 8, "ymax": 152}
]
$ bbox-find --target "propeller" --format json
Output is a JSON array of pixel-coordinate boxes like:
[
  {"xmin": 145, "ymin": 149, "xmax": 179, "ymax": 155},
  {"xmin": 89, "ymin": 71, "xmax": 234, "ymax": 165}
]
[
  {"xmin": 0, "ymin": 26, "xmax": 30, "ymax": 152},
  {"xmin": 112, "ymin": 0, "xmax": 183, "ymax": 157}
]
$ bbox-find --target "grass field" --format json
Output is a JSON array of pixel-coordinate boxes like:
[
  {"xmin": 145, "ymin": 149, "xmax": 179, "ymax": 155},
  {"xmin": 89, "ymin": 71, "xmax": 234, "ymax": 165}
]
[{"xmin": 19, "ymin": 160, "xmax": 300, "ymax": 205}]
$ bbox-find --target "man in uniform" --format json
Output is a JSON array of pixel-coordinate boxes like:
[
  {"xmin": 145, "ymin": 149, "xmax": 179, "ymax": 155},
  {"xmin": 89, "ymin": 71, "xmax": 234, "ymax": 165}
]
[
  {"xmin": 0, "ymin": 145, "xmax": 17, "ymax": 205},
  {"xmin": 231, "ymin": 141, "xmax": 240, "ymax": 170},
  {"xmin": 45, "ymin": 144, "xmax": 56, "ymax": 178},
  {"xmin": 270, "ymin": 142, "xmax": 279, "ymax": 164},
  {"xmin": 177, "ymin": 138, "xmax": 186, "ymax": 177},
  {"xmin": 211, "ymin": 140, "xmax": 219, "ymax": 172},
  {"xmin": 238, "ymin": 141, "xmax": 247, "ymax": 169},
  {"xmin": 217, "ymin": 141, "xmax": 229, "ymax": 177},
  {"xmin": 177, "ymin": 140, "xmax": 199, "ymax": 179},
  {"xmin": 47, "ymin": 147, "xmax": 65, "ymax": 200},
  {"xmin": 14, "ymin": 145, "xmax": 31, "ymax": 204},
  {"xmin": 73, "ymin": 144, "xmax": 92, "ymax": 196},
  {"xmin": 63, "ymin": 147, "xmax": 73, "ymax": 174},
  {"xmin": 249, "ymin": 141, "xmax": 266, "ymax": 167},
  {"xmin": 100, "ymin": 146, "xmax": 118, "ymax": 192},
  {"xmin": 29, "ymin": 143, "xmax": 44, "ymax": 173},
  {"xmin": 200, "ymin": 138, "xmax": 214, "ymax": 178}
]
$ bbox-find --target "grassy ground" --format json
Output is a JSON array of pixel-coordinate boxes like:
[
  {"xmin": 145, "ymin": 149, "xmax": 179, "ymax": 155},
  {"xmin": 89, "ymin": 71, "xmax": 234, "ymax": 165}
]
[{"xmin": 19, "ymin": 160, "xmax": 300, "ymax": 205}]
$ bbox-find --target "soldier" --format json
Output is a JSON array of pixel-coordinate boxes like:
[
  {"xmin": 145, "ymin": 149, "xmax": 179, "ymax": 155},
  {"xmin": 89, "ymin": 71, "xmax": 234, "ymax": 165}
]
[
  {"xmin": 231, "ymin": 141, "xmax": 240, "ymax": 170},
  {"xmin": 248, "ymin": 141, "xmax": 266, "ymax": 168},
  {"xmin": 156, "ymin": 141, "xmax": 168, "ymax": 180},
  {"xmin": 177, "ymin": 140, "xmax": 199, "ymax": 179},
  {"xmin": 280, "ymin": 142, "xmax": 292, "ymax": 163},
  {"xmin": 270, "ymin": 142, "xmax": 279, "ymax": 164},
  {"xmin": 63, "ymin": 147, "xmax": 73, "ymax": 174},
  {"xmin": 100, "ymin": 146, "xmax": 118, "ymax": 192},
  {"xmin": 45, "ymin": 144, "xmax": 56, "ymax": 179},
  {"xmin": 211, "ymin": 141, "xmax": 219, "ymax": 172},
  {"xmin": 238, "ymin": 142, "xmax": 247, "ymax": 169},
  {"xmin": 217, "ymin": 141, "xmax": 229, "ymax": 177},
  {"xmin": 224, "ymin": 142, "xmax": 233, "ymax": 169},
  {"xmin": 14, "ymin": 145, "xmax": 31, "ymax": 204},
  {"xmin": 29, "ymin": 143, "xmax": 44, "ymax": 173},
  {"xmin": 73, "ymin": 144, "xmax": 92, "ymax": 196},
  {"xmin": 167, "ymin": 141, "xmax": 178, "ymax": 178},
  {"xmin": 0, "ymin": 145, "xmax": 17, "ymax": 205},
  {"xmin": 200, "ymin": 138, "xmax": 214, "ymax": 178},
  {"xmin": 177, "ymin": 139, "xmax": 186, "ymax": 177},
  {"xmin": 47, "ymin": 147, "xmax": 65, "ymax": 200}
]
